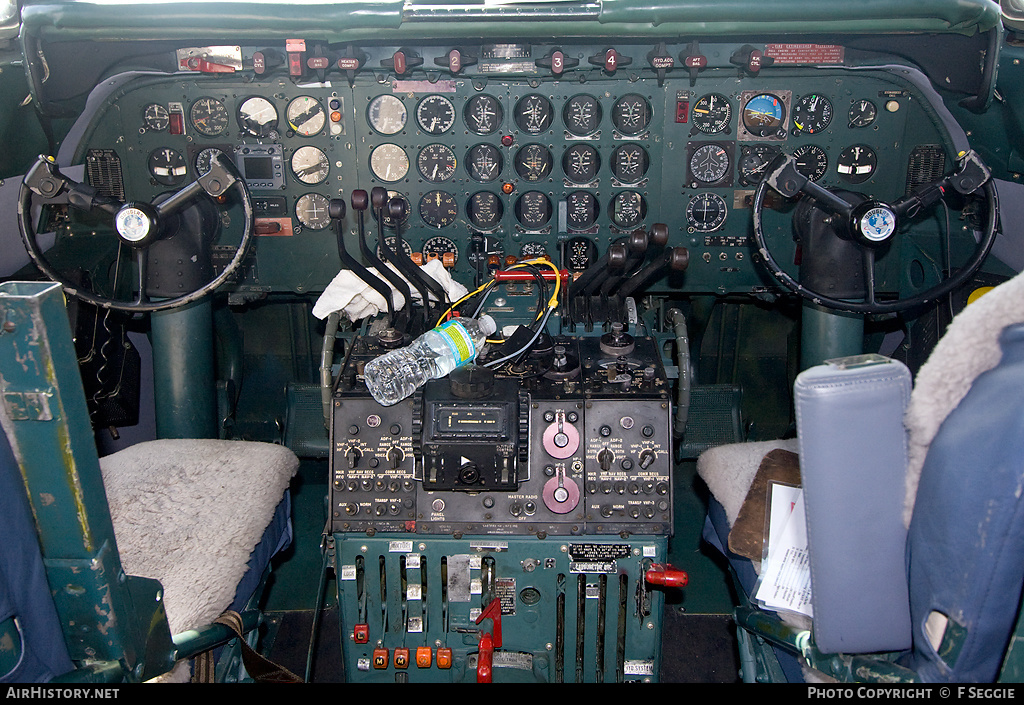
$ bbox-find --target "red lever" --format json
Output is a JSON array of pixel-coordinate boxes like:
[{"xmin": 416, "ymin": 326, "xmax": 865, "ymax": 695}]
[
  {"xmin": 477, "ymin": 632, "xmax": 494, "ymax": 683},
  {"xmin": 645, "ymin": 563, "xmax": 689, "ymax": 588},
  {"xmin": 475, "ymin": 597, "xmax": 503, "ymax": 647},
  {"xmin": 475, "ymin": 597, "xmax": 503, "ymax": 683}
]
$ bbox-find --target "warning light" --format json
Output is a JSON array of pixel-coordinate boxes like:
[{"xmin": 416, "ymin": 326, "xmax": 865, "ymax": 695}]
[{"xmin": 676, "ymin": 100, "xmax": 689, "ymax": 124}]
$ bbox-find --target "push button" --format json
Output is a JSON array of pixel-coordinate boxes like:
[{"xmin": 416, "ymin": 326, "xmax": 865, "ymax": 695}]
[
  {"xmin": 393, "ymin": 648, "xmax": 410, "ymax": 669},
  {"xmin": 373, "ymin": 648, "xmax": 389, "ymax": 669},
  {"xmin": 436, "ymin": 647, "xmax": 453, "ymax": 669},
  {"xmin": 416, "ymin": 646, "xmax": 433, "ymax": 668}
]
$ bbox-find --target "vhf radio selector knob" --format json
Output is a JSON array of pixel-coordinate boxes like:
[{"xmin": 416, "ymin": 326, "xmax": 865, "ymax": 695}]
[
  {"xmin": 542, "ymin": 467, "xmax": 580, "ymax": 514},
  {"xmin": 639, "ymin": 449, "xmax": 657, "ymax": 469},
  {"xmin": 542, "ymin": 409, "xmax": 580, "ymax": 459},
  {"xmin": 346, "ymin": 446, "xmax": 362, "ymax": 468}
]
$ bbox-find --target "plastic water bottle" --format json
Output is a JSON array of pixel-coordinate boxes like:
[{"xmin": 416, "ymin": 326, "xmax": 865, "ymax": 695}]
[{"xmin": 363, "ymin": 315, "xmax": 497, "ymax": 406}]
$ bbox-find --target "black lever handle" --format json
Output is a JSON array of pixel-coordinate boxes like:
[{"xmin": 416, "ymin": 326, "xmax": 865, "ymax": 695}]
[
  {"xmin": 329, "ymin": 198, "xmax": 397, "ymax": 325},
  {"xmin": 351, "ymin": 189, "xmax": 410, "ymax": 329}
]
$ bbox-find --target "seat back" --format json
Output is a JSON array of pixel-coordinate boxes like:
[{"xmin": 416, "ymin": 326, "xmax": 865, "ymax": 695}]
[
  {"xmin": 907, "ymin": 322, "xmax": 1024, "ymax": 681},
  {"xmin": 0, "ymin": 428, "xmax": 74, "ymax": 683}
]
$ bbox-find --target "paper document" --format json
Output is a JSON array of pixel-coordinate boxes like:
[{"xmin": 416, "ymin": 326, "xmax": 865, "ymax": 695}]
[{"xmin": 754, "ymin": 483, "xmax": 813, "ymax": 617}]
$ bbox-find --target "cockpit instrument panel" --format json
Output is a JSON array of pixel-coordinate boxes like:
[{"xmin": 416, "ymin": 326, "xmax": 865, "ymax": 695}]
[{"xmin": 72, "ymin": 44, "xmax": 958, "ymax": 299}]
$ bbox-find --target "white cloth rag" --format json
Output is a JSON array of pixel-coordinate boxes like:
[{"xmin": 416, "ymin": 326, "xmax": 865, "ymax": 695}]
[{"xmin": 313, "ymin": 258, "xmax": 469, "ymax": 321}]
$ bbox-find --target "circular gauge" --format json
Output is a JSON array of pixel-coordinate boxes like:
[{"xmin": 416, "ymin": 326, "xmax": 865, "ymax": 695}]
[
  {"xmin": 195, "ymin": 147, "xmax": 227, "ymax": 176},
  {"xmin": 686, "ymin": 193, "xmax": 728, "ymax": 232},
  {"xmin": 143, "ymin": 103, "xmax": 169, "ymax": 132},
  {"xmin": 295, "ymin": 193, "xmax": 332, "ymax": 230},
  {"xmin": 563, "ymin": 143, "xmax": 600, "ymax": 184},
  {"xmin": 379, "ymin": 235, "xmax": 413, "ymax": 259},
  {"xmin": 466, "ymin": 143, "xmax": 503, "ymax": 183},
  {"xmin": 515, "ymin": 191, "xmax": 552, "ymax": 229},
  {"xmin": 563, "ymin": 94, "xmax": 602, "ymax": 136},
  {"xmin": 417, "ymin": 143, "xmax": 458, "ymax": 183},
  {"xmin": 286, "ymin": 96, "xmax": 326, "ymax": 137},
  {"xmin": 419, "ymin": 191, "xmax": 459, "ymax": 228},
  {"xmin": 423, "ymin": 235, "xmax": 459, "ymax": 266},
  {"xmin": 465, "ymin": 94, "xmax": 503, "ymax": 135},
  {"xmin": 520, "ymin": 242, "xmax": 547, "ymax": 258},
  {"xmin": 565, "ymin": 236, "xmax": 598, "ymax": 272},
  {"xmin": 466, "ymin": 191, "xmax": 504, "ymax": 230},
  {"xmin": 190, "ymin": 97, "xmax": 229, "ymax": 137},
  {"xmin": 369, "ymin": 143, "xmax": 410, "ymax": 182},
  {"xmin": 566, "ymin": 190, "xmax": 599, "ymax": 230},
  {"xmin": 848, "ymin": 99, "xmax": 877, "ymax": 128},
  {"xmin": 514, "ymin": 94, "xmax": 554, "ymax": 134},
  {"xmin": 609, "ymin": 143, "xmax": 649, "ymax": 184},
  {"xmin": 691, "ymin": 93, "xmax": 732, "ymax": 134},
  {"xmin": 291, "ymin": 145, "xmax": 330, "ymax": 185},
  {"xmin": 741, "ymin": 93, "xmax": 786, "ymax": 138},
  {"xmin": 237, "ymin": 96, "xmax": 279, "ymax": 138},
  {"xmin": 611, "ymin": 94, "xmax": 651, "ymax": 136},
  {"xmin": 792, "ymin": 94, "xmax": 832, "ymax": 135},
  {"xmin": 515, "ymin": 144, "xmax": 553, "ymax": 182},
  {"xmin": 689, "ymin": 143, "xmax": 731, "ymax": 184},
  {"xmin": 837, "ymin": 144, "xmax": 877, "ymax": 184},
  {"xmin": 375, "ymin": 191, "xmax": 411, "ymax": 229},
  {"xmin": 793, "ymin": 144, "xmax": 828, "ymax": 182},
  {"xmin": 416, "ymin": 95, "xmax": 456, "ymax": 135},
  {"xmin": 367, "ymin": 95, "xmax": 407, "ymax": 135},
  {"xmin": 738, "ymin": 145, "xmax": 780, "ymax": 186},
  {"xmin": 148, "ymin": 148, "xmax": 187, "ymax": 186},
  {"xmin": 609, "ymin": 191, "xmax": 647, "ymax": 229}
]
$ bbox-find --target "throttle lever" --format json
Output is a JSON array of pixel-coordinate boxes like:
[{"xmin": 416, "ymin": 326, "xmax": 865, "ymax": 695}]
[
  {"xmin": 600, "ymin": 224, "xmax": 669, "ymax": 297},
  {"xmin": 616, "ymin": 246, "xmax": 689, "ymax": 299},
  {"xmin": 329, "ymin": 198, "xmax": 398, "ymax": 325},
  {"xmin": 351, "ymin": 189, "xmax": 408, "ymax": 328}
]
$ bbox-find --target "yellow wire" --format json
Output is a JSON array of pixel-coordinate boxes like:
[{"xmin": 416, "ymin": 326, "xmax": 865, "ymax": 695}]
[{"xmin": 434, "ymin": 257, "xmax": 563, "ymax": 334}]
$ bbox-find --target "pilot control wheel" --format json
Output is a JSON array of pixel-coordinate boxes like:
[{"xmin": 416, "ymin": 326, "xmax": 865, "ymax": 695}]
[
  {"xmin": 17, "ymin": 153, "xmax": 254, "ymax": 313},
  {"xmin": 751, "ymin": 150, "xmax": 999, "ymax": 315}
]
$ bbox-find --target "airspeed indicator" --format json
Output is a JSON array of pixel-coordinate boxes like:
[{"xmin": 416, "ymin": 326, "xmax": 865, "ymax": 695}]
[{"xmin": 691, "ymin": 93, "xmax": 732, "ymax": 134}]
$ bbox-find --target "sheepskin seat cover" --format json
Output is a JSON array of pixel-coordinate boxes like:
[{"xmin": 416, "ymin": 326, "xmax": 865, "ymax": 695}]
[{"xmin": 99, "ymin": 439, "xmax": 298, "ymax": 678}]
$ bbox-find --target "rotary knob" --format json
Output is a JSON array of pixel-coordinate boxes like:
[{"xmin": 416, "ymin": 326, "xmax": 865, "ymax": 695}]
[
  {"xmin": 542, "ymin": 467, "xmax": 580, "ymax": 514},
  {"xmin": 542, "ymin": 409, "xmax": 580, "ymax": 459}
]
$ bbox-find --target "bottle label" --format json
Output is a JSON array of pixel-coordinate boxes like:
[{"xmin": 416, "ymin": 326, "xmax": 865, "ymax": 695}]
[{"xmin": 436, "ymin": 319, "xmax": 475, "ymax": 366}]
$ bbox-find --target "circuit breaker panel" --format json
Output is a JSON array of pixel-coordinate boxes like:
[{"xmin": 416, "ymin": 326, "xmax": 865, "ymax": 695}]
[{"xmin": 333, "ymin": 535, "xmax": 670, "ymax": 683}]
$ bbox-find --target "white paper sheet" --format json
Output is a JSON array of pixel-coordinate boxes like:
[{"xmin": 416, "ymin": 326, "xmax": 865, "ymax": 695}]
[{"xmin": 754, "ymin": 483, "xmax": 813, "ymax": 617}]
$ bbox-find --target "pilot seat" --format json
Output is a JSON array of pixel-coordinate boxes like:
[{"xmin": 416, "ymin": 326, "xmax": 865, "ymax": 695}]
[
  {"xmin": 0, "ymin": 281, "xmax": 300, "ymax": 684},
  {"xmin": 697, "ymin": 269, "xmax": 1024, "ymax": 682}
]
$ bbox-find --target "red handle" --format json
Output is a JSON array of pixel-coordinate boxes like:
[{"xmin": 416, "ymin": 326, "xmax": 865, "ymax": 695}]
[
  {"xmin": 477, "ymin": 632, "xmax": 493, "ymax": 683},
  {"xmin": 645, "ymin": 563, "xmax": 689, "ymax": 588}
]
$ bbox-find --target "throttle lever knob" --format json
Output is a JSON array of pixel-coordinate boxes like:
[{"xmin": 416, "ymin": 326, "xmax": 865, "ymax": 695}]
[{"xmin": 351, "ymin": 189, "xmax": 369, "ymax": 211}]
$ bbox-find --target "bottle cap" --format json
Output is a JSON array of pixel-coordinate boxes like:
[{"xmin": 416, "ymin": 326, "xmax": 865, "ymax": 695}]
[{"xmin": 478, "ymin": 314, "xmax": 497, "ymax": 336}]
